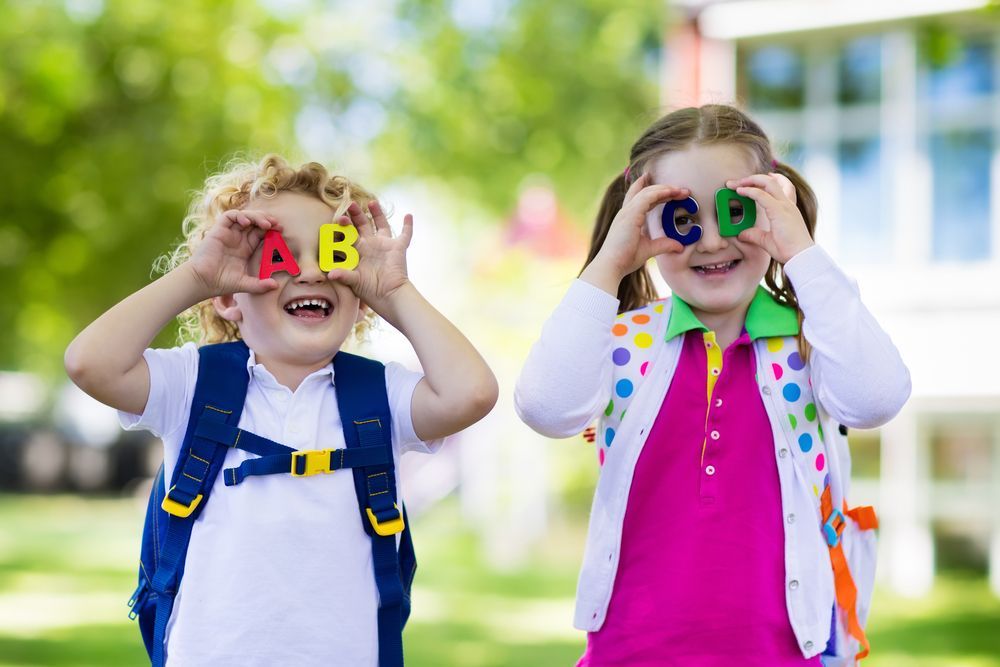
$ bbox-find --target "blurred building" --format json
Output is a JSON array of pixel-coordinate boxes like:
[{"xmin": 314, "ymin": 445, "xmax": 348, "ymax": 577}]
[{"xmin": 664, "ymin": 0, "xmax": 1000, "ymax": 596}]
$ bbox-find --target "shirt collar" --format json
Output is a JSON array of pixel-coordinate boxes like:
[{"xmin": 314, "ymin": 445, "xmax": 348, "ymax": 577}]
[
  {"xmin": 245, "ymin": 347, "xmax": 335, "ymax": 387},
  {"xmin": 665, "ymin": 286, "xmax": 799, "ymax": 341}
]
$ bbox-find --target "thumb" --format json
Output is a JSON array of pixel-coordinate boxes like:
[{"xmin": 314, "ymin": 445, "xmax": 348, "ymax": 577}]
[
  {"xmin": 649, "ymin": 237, "xmax": 685, "ymax": 257},
  {"xmin": 327, "ymin": 269, "xmax": 360, "ymax": 288},
  {"xmin": 738, "ymin": 228, "xmax": 769, "ymax": 249},
  {"xmin": 241, "ymin": 277, "xmax": 279, "ymax": 294}
]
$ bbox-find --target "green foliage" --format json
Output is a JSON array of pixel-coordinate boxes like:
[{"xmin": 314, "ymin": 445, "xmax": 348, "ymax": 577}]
[
  {"xmin": 378, "ymin": 0, "xmax": 663, "ymax": 223},
  {"xmin": 0, "ymin": 0, "xmax": 333, "ymax": 375}
]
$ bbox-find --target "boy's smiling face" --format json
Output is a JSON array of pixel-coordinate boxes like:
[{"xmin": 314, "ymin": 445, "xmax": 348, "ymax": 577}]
[{"xmin": 214, "ymin": 191, "xmax": 363, "ymax": 374}]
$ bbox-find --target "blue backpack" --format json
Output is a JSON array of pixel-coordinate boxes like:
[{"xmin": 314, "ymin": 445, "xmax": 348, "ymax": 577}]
[{"xmin": 127, "ymin": 341, "xmax": 415, "ymax": 666}]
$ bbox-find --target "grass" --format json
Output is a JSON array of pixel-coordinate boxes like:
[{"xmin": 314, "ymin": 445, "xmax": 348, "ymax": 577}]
[{"xmin": 0, "ymin": 494, "xmax": 998, "ymax": 666}]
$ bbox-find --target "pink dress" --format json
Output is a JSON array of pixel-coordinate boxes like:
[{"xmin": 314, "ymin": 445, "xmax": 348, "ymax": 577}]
[{"xmin": 579, "ymin": 329, "xmax": 822, "ymax": 667}]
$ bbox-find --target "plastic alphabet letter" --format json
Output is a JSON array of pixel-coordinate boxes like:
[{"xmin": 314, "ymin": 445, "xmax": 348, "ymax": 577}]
[
  {"xmin": 716, "ymin": 188, "xmax": 757, "ymax": 237},
  {"xmin": 661, "ymin": 196, "xmax": 702, "ymax": 245},
  {"xmin": 318, "ymin": 222, "xmax": 360, "ymax": 272},
  {"xmin": 258, "ymin": 230, "xmax": 301, "ymax": 280}
]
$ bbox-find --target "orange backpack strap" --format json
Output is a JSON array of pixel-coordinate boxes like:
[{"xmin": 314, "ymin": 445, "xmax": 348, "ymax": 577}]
[
  {"xmin": 821, "ymin": 486, "xmax": 872, "ymax": 662},
  {"xmin": 845, "ymin": 503, "xmax": 879, "ymax": 531}
]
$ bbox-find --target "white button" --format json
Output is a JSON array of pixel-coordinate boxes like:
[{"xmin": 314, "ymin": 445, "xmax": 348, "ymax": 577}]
[
  {"xmin": 705, "ymin": 465, "xmax": 716, "ymax": 476},
  {"xmin": 761, "ymin": 386, "xmax": 772, "ymax": 395},
  {"xmin": 787, "ymin": 514, "xmax": 795, "ymax": 524},
  {"xmin": 715, "ymin": 398, "xmax": 723, "ymax": 408},
  {"xmin": 788, "ymin": 579, "xmax": 799, "ymax": 590},
  {"xmin": 711, "ymin": 368, "xmax": 720, "ymax": 376},
  {"xmin": 779, "ymin": 448, "xmax": 788, "ymax": 458},
  {"xmin": 706, "ymin": 341, "xmax": 713, "ymax": 348},
  {"xmin": 710, "ymin": 430, "xmax": 720, "ymax": 440},
  {"xmin": 804, "ymin": 641, "xmax": 814, "ymax": 651}
]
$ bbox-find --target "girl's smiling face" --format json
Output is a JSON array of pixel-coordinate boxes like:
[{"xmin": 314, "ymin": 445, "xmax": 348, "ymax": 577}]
[
  {"xmin": 215, "ymin": 192, "xmax": 363, "ymax": 373},
  {"xmin": 645, "ymin": 143, "xmax": 772, "ymax": 328}
]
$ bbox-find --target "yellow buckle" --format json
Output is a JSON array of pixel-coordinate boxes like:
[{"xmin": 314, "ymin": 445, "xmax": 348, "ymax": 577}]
[
  {"xmin": 161, "ymin": 486, "xmax": 203, "ymax": 518},
  {"xmin": 291, "ymin": 449, "xmax": 334, "ymax": 477},
  {"xmin": 366, "ymin": 505, "xmax": 405, "ymax": 536}
]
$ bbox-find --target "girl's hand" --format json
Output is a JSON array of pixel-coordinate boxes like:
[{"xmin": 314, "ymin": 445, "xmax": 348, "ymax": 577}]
[
  {"xmin": 188, "ymin": 209, "xmax": 281, "ymax": 298},
  {"xmin": 326, "ymin": 200, "xmax": 411, "ymax": 314},
  {"xmin": 727, "ymin": 173, "xmax": 814, "ymax": 264},
  {"xmin": 591, "ymin": 174, "xmax": 687, "ymax": 279}
]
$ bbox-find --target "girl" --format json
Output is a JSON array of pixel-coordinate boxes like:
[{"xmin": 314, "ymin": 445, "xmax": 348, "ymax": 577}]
[
  {"xmin": 65, "ymin": 154, "xmax": 498, "ymax": 666},
  {"xmin": 515, "ymin": 105, "xmax": 909, "ymax": 666}
]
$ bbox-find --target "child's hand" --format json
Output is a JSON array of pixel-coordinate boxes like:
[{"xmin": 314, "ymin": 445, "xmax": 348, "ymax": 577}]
[
  {"xmin": 727, "ymin": 173, "xmax": 814, "ymax": 264},
  {"xmin": 188, "ymin": 209, "xmax": 281, "ymax": 298},
  {"xmin": 588, "ymin": 174, "xmax": 687, "ymax": 283},
  {"xmin": 326, "ymin": 200, "xmax": 411, "ymax": 313}
]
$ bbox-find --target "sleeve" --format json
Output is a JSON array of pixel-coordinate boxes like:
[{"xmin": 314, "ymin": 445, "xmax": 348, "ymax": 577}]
[
  {"xmin": 384, "ymin": 361, "xmax": 448, "ymax": 455},
  {"xmin": 117, "ymin": 342, "xmax": 199, "ymax": 441},
  {"xmin": 784, "ymin": 244, "xmax": 912, "ymax": 428},
  {"xmin": 514, "ymin": 279, "xmax": 619, "ymax": 438}
]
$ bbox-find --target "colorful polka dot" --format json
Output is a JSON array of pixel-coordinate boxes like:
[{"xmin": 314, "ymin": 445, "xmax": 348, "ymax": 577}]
[
  {"xmin": 815, "ymin": 453, "xmax": 825, "ymax": 471},
  {"xmin": 634, "ymin": 332, "xmax": 653, "ymax": 348},
  {"xmin": 798, "ymin": 433, "xmax": 813, "ymax": 452},
  {"xmin": 640, "ymin": 361, "xmax": 649, "ymax": 376},
  {"xmin": 817, "ymin": 422, "xmax": 824, "ymax": 440},
  {"xmin": 612, "ymin": 323, "xmax": 628, "ymax": 336},
  {"xmin": 788, "ymin": 414, "xmax": 797, "ymax": 429},
  {"xmin": 620, "ymin": 410, "xmax": 627, "ymax": 420},
  {"xmin": 782, "ymin": 383, "xmax": 801, "ymax": 402},
  {"xmin": 812, "ymin": 484, "xmax": 819, "ymax": 497},
  {"xmin": 612, "ymin": 347, "xmax": 631, "ymax": 366},
  {"xmin": 787, "ymin": 351, "xmax": 805, "ymax": 371},
  {"xmin": 654, "ymin": 303, "xmax": 664, "ymax": 313},
  {"xmin": 632, "ymin": 314, "xmax": 651, "ymax": 324},
  {"xmin": 598, "ymin": 448, "xmax": 606, "ymax": 466},
  {"xmin": 772, "ymin": 363, "xmax": 783, "ymax": 381},
  {"xmin": 767, "ymin": 338, "xmax": 784, "ymax": 352},
  {"xmin": 604, "ymin": 399, "xmax": 614, "ymax": 417},
  {"xmin": 804, "ymin": 403, "xmax": 816, "ymax": 422},
  {"xmin": 616, "ymin": 379, "xmax": 633, "ymax": 398},
  {"xmin": 605, "ymin": 428, "xmax": 615, "ymax": 446}
]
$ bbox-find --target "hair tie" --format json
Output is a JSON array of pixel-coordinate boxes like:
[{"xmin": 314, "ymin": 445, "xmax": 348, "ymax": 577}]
[
  {"xmin": 623, "ymin": 165, "xmax": 632, "ymax": 182},
  {"xmin": 771, "ymin": 159, "xmax": 779, "ymax": 169}
]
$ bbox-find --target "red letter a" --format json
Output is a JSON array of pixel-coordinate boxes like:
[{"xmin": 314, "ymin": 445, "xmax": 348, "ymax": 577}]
[{"xmin": 258, "ymin": 230, "xmax": 301, "ymax": 280}]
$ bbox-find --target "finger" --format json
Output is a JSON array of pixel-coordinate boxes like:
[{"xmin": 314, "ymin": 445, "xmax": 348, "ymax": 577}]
[
  {"xmin": 770, "ymin": 172, "xmax": 797, "ymax": 202},
  {"xmin": 631, "ymin": 184, "xmax": 690, "ymax": 213},
  {"xmin": 399, "ymin": 213, "xmax": 413, "ymax": 247},
  {"xmin": 621, "ymin": 172, "xmax": 648, "ymax": 206},
  {"xmin": 220, "ymin": 210, "xmax": 245, "ymax": 229},
  {"xmin": 368, "ymin": 200, "xmax": 392, "ymax": 236},
  {"xmin": 648, "ymin": 237, "xmax": 685, "ymax": 257},
  {"xmin": 346, "ymin": 201, "xmax": 371, "ymax": 233},
  {"xmin": 728, "ymin": 174, "xmax": 786, "ymax": 201},
  {"xmin": 734, "ymin": 184, "xmax": 781, "ymax": 213}
]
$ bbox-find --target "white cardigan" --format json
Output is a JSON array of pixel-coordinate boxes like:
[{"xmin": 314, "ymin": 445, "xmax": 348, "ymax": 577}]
[{"xmin": 514, "ymin": 245, "xmax": 911, "ymax": 659}]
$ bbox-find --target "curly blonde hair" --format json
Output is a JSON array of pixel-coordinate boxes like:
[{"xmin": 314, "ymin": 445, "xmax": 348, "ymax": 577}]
[{"xmin": 156, "ymin": 154, "xmax": 379, "ymax": 345}]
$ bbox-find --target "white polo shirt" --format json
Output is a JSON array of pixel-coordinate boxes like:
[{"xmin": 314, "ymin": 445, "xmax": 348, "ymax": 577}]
[{"xmin": 120, "ymin": 343, "xmax": 442, "ymax": 666}]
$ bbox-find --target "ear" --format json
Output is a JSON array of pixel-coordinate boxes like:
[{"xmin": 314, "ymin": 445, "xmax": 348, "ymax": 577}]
[
  {"xmin": 355, "ymin": 301, "xmax": 370, "ymax": 324},
  {"xmin": 213, "ymin": 294, "xmax": 243, "ymax": 323}
]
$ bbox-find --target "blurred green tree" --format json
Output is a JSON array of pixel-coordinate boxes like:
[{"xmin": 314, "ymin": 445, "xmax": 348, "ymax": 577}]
[
  {"xmin": 379, "ymin": 0, "xmax": 662, "ymax": 223},
  {"xmin": 0, "ymin": 0, "xmax": 663, "ymax": 376}
]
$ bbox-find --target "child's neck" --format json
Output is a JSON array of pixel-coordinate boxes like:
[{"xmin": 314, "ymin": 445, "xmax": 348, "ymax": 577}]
[
  {"xmin": 692, "ymin": 303, "xmax": 751, "ymax": 350},
  {"xmin": 254, "ymin": 354, "xmax": 332, "ymax": 393}
]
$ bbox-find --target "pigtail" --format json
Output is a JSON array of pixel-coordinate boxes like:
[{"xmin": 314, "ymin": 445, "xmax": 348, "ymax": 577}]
[
  {"xmin": 763, "ymin": 159, "xmax": 818, "ymax": 362},
  {"xmin": 579, "ymin": 172, "xmax": 658, "ymax": 314}
]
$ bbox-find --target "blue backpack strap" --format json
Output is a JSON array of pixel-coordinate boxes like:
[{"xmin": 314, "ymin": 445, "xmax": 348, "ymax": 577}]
[
  {"xmin": 130, "ymin": 340, "xmax": 252, "ymax": 667},
  {"xmin": 333, "ymin": 351, "xmax": 414, "ymax": 667}
]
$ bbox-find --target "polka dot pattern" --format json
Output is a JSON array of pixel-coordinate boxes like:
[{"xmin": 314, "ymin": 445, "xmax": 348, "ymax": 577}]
[
  {"xmin": 634, "ymin": 333, "xmax": 653, "ymax": 348},
  {"xmin": 782, "ymin": 383, "xmax": 801, "ymax": 402},
  {"xmin": 612, "ymin": 348, "xmax": 630, "ymax": 366},
  {"xmin": 616, "ymin": 379, "xmax": 633, "ymax": 398}
]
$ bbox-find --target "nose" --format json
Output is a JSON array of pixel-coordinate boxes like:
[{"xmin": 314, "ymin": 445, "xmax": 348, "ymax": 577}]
[
  {"xmin": 294, "ymin": 251, "xmax": 327, "ymax": 284},
  {"xmin": 695, "ymin": 214, "xmax": 729, "ymax": 253}
]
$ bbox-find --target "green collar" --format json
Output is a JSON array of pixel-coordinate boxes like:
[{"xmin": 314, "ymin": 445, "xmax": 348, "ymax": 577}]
[{"xmin": 665, "ymin": 286, "xmax": 799, "ymax": 341}]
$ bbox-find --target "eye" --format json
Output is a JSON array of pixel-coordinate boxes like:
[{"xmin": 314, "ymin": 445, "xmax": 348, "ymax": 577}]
[
  {"xmin": 674, "ymin": 214, "xmax": 696, "ymax": 230},
  {"xmin": 728, "ymin": 203, "xmax": 744, "ymax": 222}
]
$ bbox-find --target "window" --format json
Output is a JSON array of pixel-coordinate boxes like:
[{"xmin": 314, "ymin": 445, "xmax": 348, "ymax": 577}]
[
  {"xmin": 741, "ymin": 45, "xmax": 805, "ymax": 109},
  {"xmin": 920, "ymin": 38, "xmax": 994, "ymax": 108},
  {"xmin": 839, "ymin": 36, "xmax": 882, "ymax": 105},
  {"xmin": 838, "ymin": 138, "xmax": 886, "ymax": 262},
  {"xmin": 929, "ymin": 129, "xmax": 992, "ymax": 261}
]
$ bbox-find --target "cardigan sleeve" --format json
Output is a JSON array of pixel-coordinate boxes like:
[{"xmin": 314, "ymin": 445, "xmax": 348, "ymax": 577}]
[
  {"xmin": 514, "ymin": 279, "xmax": 619, "ymax": 438},
  {"xmin": 784, "ymin": 245, "xmax": 911, "ymax": 428}
]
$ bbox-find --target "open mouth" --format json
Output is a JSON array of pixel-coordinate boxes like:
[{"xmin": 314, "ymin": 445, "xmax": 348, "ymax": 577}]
[
  {"xmin": 283, "ymin": 298, "xmax": 332, "ymax": 319},
  {"xmin": 693, "ymin": 260, "xmax": 739, "ymax": 275}
]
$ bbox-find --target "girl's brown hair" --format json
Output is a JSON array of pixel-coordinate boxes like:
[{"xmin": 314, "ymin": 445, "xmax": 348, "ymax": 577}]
[
  {"xmin": 582, "ymin": 104, "xmax": 817, "ymax": 356},
  {"xmin": 156, "ymin": 154, "xmax": 378, "ymax": 345}
]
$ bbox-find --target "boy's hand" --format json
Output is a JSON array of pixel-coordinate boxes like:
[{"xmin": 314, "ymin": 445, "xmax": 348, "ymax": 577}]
[
  {"xmin": 727, "ymin": 173, "xmax": 814, "ymax": 264},
  {"xmin": 188, "ymin": 209, "xmax": 281, "ymax": 298},
  {"xmin": 326, "ymin": 200, "xmax": 412, "ymax": 314}
]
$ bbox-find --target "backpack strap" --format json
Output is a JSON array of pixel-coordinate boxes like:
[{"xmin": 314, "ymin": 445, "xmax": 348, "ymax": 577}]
[
  {"xmin": 821, "ymin": 484, "xmax": 872, "ymax": 662},
  {"xmin": 143, "ymin": 341, "xmax": 252, "ymax": 667},
  {"xmin": 333, "ymin": 351, "xmax": 412, "ymax": 667}
]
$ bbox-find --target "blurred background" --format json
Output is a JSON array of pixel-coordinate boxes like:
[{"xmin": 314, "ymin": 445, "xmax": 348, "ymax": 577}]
[{"xmin": 1, "ymin": 0, "xmax": 999, "ymax": 665}]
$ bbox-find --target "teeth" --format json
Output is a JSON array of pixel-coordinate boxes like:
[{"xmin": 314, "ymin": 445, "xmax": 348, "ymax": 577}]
[
  {"xmin": 699, "ymin": 262, "xmax": 733, "ymax": 270},
  {"xmin": 285, "ymin": 298, "xmax": 331, "ymax": 311}
]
